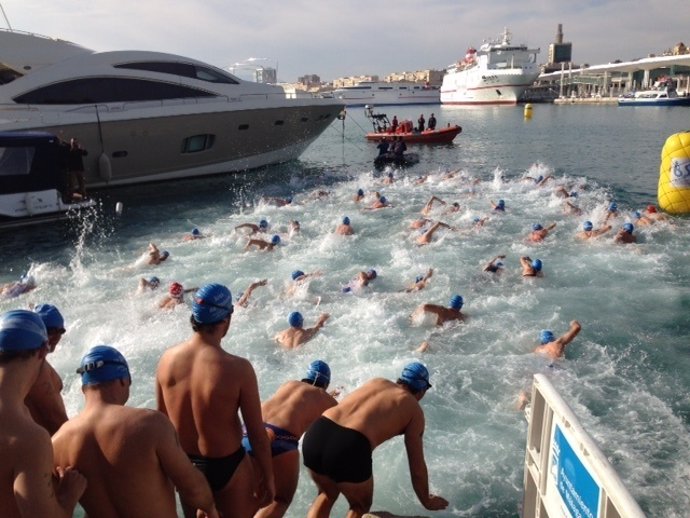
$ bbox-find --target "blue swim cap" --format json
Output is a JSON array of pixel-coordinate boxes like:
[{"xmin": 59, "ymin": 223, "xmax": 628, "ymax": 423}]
[
  {"xmin": 259, "ymin": 219, "xmax": 268, "ymax": 229},
  {"xmin": 532, "ymin": 259, "xmax": 542, "ymax": 271},
  {"xmin": 305, "ymin": 360, "xmax": 330, "ymax": 388},
  {"xmin": 0, "ymin": 310, "xmax": 48, "ymax": 352},
  {"xmin": 536, "ymin": 175, "xmax": 544, "ymax": 183},
  {"xmin": 498, "ymin": 199, "xmax": 505, "ymax": 207},
  {"xmin": 496, "ymin": 262, "xmax": 504, "ymax": 268},
  {"xmin": 286, "ymin": 197, "xmax": 293, "ymax": 204},
  {"xmin": 415, "ymin": 275, "xmax": 424, "ymax": 283},
  {"xmin": 291, "ymin": 270, "xmax": 305, "ymax": 281},
  {"xmin": 161, "ymin": 250, "xmax": 170, "ymax": 259},
  {"xmin": 380, "ymin": 196, "xmax": 387, "ymax": 204},
  {"xmin": 20, "ymin": 273, "xmax": 36, "ymax": 286},
  {"xmin": 78, "ymin": 345, "xmax": 131, "ymax": 386},
  {"xmin": 367, "ymin": 269, "xmax": 377, "ymax": 279},
  {"xmin": 271, "ymin": 235, "xmax": 281, "ymax": 245},
  {"xmin": 539, "ymin": 330, "xmax": 555, "ymax": 344},
  {"xmin": 357, "ymin": 188, "xmax": 364, "ymax": 196},
  {"xmin": 570, "ymin": 191, "xmax": 578, "ymax": 197},
  {"xmin": 609, "ymin": 202, "xmax": 618, "ymax": 212},
  {"xmin": 34, "ymin": 304, "xmax": 65, "ymax": 330},
  {"xmin": 473, "ymin": 216, "xmax": 481, "ymax": 223},
  {"xmin": 342, "ymin": 216, "xmax": 350, "ymax": 225},
  {"xmin": 449, "ymin": 294, "xmax": 463, "ymax": 310},
  {"xmin": 400, "ymin": 362, "xmax": 431, "ymax": 392},
  {"xmin": 288, "ymin": 311, "xmax": 304, "ymax": 328},
  {"xmin": 191, "ymin": 228, "xmax": 201, "ymax": 236},
  {"xmin": 149, "ymin": 276, "xmax": 160, "ymax": 287},
  {"xmin": 192, "ymin": 284, "xmax": 233, "ymax": 324},
  {"xmin": 583, "ymin": 221, "xmax": 593, "ymax": 231},
  {"xmin": 623, "ymin": 223, "xmax": 634, "ymax": 234},
  {"xmin": 532, "ymin": 223, "xmax": 543, "ymax": 231},
  {"xmin": 634, "ymin": 211, "xmax": 641, "ymax": 219}
]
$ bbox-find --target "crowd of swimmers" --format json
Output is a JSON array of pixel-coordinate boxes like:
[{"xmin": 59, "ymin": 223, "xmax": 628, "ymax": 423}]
[{"xmin": 0, "ymin": 167, "xmax": 673, "ymax": 518}]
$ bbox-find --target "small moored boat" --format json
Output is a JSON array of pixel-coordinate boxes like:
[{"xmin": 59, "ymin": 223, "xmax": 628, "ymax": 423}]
[{"xmin": 618, "ymin": 79, "xmax": 690, "ymax": 107}]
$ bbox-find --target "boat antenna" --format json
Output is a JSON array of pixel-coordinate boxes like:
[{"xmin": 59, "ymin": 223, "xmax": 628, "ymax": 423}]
[{"xmin": 0, "ymin": 2, "xmax": 13, "ymax": 31}]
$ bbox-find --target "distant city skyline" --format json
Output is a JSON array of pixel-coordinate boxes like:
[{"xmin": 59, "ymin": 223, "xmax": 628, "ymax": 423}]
[{"xmin": 3, "ymin": 0, "xmax": 687, "ymax": 82}]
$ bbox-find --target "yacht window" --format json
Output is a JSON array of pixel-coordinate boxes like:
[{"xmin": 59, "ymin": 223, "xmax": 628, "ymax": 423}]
[
  {"xmin": 378, "ymin": 87, "xmax": 393, "ymax": 90},
  {"xmin": 0, "ymin": 146, "xmax": 34, "ymax": 176},
  {"xmin": 399, "ymin": 86, "xmax": 408, "ymax": 90},
  {"xmin": 115, "ymin": 62, "xmax": 239, "ymax": 84},
  {"xmin": 14, "ymin": 78, "xmax": 216, "ymax": 104},
  {"xmin": 182, "ymin": 134, "xmax": 215, "ymax": 153}
]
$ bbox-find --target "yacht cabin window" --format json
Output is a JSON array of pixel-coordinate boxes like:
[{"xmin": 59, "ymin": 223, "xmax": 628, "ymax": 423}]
[
  {"xmin": 114, "ymin": 62, "xmax": 239, "ymax": 84},
  {"xmin": 182, "ymin": 134, "xmax": 215, "ymax": 153}
]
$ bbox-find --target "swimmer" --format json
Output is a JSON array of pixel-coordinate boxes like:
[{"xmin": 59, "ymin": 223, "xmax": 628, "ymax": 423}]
[
  {"xmin": 644, "ymin": 204, "xmax": 668, "ymax": 222},
  {"xmin": 147, "ymin": 243, "xmax": 170, "ymax": 265},
  {"xmin": 417, "ymin": 221, "xmax": 452, "ymax": 245},
  {"xmin": 262, "ymin": 195, "xmax": 293, "ymax": 207},
  {"xmin": 575, "ymin": 221, "xmax": 611, "ymax": 240},
  {"xmin": 0, "ymin": 274, "xmax": 37, "ymax": 299},
  {"xmin": 491, "ymin": 199, "xmax": 506, "ymax": 212},
  {"xmin": 484, "ymin": 254, "xmax": 506, "ymax": 273},
  {"xmin": 365, "ymin": 195, "xmax": 391, "ymax": 210},
  {"xmin": 236, "ymin": 279, "xmax": 268, "ymax": 308},
  {"xmin": 383, "ymin": 171, "xmax": 395, "ymax": 185},
  {"xmin": 632, "ymin": 210, "xmax": 654, "ymax": 227},
  {"xmin": 335, "ymin": 216, "xmax": 354, "ymax": 235},
  {"xmin": 182, "ymin": 228, "xmax": 205, "ymax": 241},
  {"xmin": 604, "ymin": 201, "xmax": 619, "ymax": 223},
  {"xmin": 159, "ymin": 282, "xmax": 197, "ymax": 310},
  {"xmin": 472, "ymin": 216, "xmax": 488, "ymax": 228},
  {"xmin": 421, "ymin": 195, "xmax": 446, "ymax": 216},
  {"xmin": 235, "ymin": 219, "xmax": 269, "ymax": 234},
  {"xmin": 526, "ymin": 174, "xmax": 553, "ymax": 186},
  {"xmin": 529, "ymin": 223, "xmax": 556, "ymax": 243},
  {"xmin": 520, "ymin": 256, "xmax": 543, "ymax": 277},
  {"xmin": 288, "ymin": 220, "xmax": 301, "ymax": 236},
  {"xmin": 533, "ymin": 320, "xmax": 582, "ymax": 359},
  {"xmin": 614, "ymin": 222, "xmax": 637, "ymax": 244},
  {"xmin": 415, "ymin": 340, "xmax": 430, "ymax": 353},
  {"xmin": 275, "ymin": 312, "xmax": 330, "ymax": 349},
  {"xmin": 412, "ymin": 294, "xmax": 465, "ymax": 326},
  {"xmin": 342, "ymin": 269, "xmax": 378, "ymax": 293},
  {"xmin": 563, "ymin": 200, "xmax": 583, "ymax": 216},
  {"xmin": 353, "ymin": 188, "xmax": 365, "ymax": 203},
  {"xmin": 286, "ymin": 270, "xmax": 323, "ymax": 302},
  {"xmin": 405, "ymin": 268, "xmax": 434, "ymax": 292},
  {"xmin": 444, "ymin": 202, "xmax": 462, "ymax": 214},
  {"xmin": 138, "ymin": 276, "xmax": 161, "ymax": 292},
  {"xmin": 242, "ymin": 360, "xmax": 338, "ymax": 518},
  {"xmin": 246, "ymin": 234, "xmax": 281, "ymax": 251},
  {"xmin": 409, "ymin": 217, "xmax": 431, "ymax": 230}
]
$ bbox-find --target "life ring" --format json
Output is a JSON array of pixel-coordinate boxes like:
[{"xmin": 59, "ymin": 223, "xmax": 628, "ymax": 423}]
[{"xmin": 658, "ymin": 131, "xmax": 690, "ymax": 214}]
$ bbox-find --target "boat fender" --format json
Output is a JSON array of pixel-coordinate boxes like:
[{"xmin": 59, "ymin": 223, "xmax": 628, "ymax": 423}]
[
  {"xmin": 98, "ymin": 152, "xmax": 112, "ymax": 182},
  {"xmin": 115, "ymin": 201, "xmax": 124, "ymax": 216},
  {"xmin": 658, "ymin": 131, "xmax": 690, "ymax": 214}
]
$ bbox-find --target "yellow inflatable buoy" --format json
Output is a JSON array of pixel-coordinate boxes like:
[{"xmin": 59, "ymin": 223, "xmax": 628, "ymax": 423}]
[
  {"xmin": 658, "ymin": 131, "xmax": 690, "ymax": 214},
  {"xmin": 524, "ymin": 103, "xmax": 533, "ymax": 119}
]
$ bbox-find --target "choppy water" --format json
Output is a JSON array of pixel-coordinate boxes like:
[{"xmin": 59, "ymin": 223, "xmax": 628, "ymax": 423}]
[{"xmin": 2, "ymin": 104, "xmax": 690, "ymax": 517}]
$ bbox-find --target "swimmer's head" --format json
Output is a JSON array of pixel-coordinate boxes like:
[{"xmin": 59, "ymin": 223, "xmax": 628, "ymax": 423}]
[
  {"xmin": 532, "ymin": 223, "xmax": 543, "ymax": 231},
  {"xmin": 634, "ymin": 211, "xmax": 641, "ymax": 220},
  {"xmin": 583, "ymin": 221, "xmax": 593, "ymax": 231},
  {"xmin": 608, "ymin": 202, "xmax": 618, "ymax": 212},
  {"xmin": 495, "ymin": 262, "xmax": 504, "ymax": 268},
  {"xmin": 148, "ymin": 276, "xmax": 160, "ymax": 288},
  {"xmin": 497, "ymin": 199, "xmax": 505, "ymax": 208},
  {"xmin": 259, "ymin": 219, "xmax": 268, "ymax": 229},
  {"xmin": 169, "ymin": 282, "xmax": 184, "ymax": 298},
  {"xmin": 286, "ymin": 197, "xmax": 293, "ymax": 204},
  {"xmin": 291, "ymin": 270, "xmax": 305, "ymax": 281},
  {"xmin": 19, "ymin": 274, "xmax": 36, "ymax": 287},
  {"xmin": 271, "ymin": 235, "xmax": 281, "ymax": 246},
  {"xmin": 288, "ymin": 311, "xmax": 304, "ymax": 328},
  {"xmin": 539, "ymin": 330, "xmax": 555, "ymax": 344},
  {"xmin": 532, "ymin": 259, "xmax": 542, "ymax": 272},
  {"xmin": 0, "ymin": 310, "xmax": 48, "ymax": 352},
  {"xmin": 192, "ymin": 284, "xmax": 233, "ymax": 325},
  {"xmin": 191, "ymin": 228, "xmax": 201, "ymax": 237},
  {"xmin": 449, "ymin": 294, "xmax": 464, "ymax": 310},
  {"xmin": 535, "ymin": 175, "xmax": 543, "ymax": 183},
  {"xmin": 357, "ymin": 188, "xmax": 364, "ymax": 197},
  {"xmin": 473, "ymin": 216, "xmax": 481, "ymax": 223},
  {"xmin": 160, "ymin": 251, "xmax": 170, "ymax": 260},
  {"xmin": 304, "ymin": 360, "xmax": 330, "ymax": 389},
  {"xmin": 646, "ymin": 204, "xmax": 657, "ymax": 213},
  {"xmin": 33, "ymin": 304, "xmax": 65, "ymax": 332},
  {"xmin": 342, "ymin": 216, "xmax": 350, "ymax": 225},
  {"xmin": 415, "ymin": 275, "xmax": 424, "ymax": 283},
  {"xmin": 623, "ymin": 222, "xmax": 634, "ymax": 234},
  {"xmin": 366, "ymin": 269, "xmax": 377, "ymax": 280},
  {"xmin": 388, "ymin": 172, "xmax": 393, "ymax": 178},
  {"xmin": 570, "ymin": 191, "xmax": 578, "ymax": 197},
  {"xmin": 399, "ymin": 362, "xmax": 431, "ymax": 394},
  {"xmin": 77, "ymin": 345, "xmax": 131, "ymax": 386},
  {"xmin": 379, "ymin": 196, "xmax": 387, "ymax": 204}
]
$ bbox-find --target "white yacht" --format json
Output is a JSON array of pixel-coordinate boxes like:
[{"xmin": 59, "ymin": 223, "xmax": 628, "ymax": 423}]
[
  {"xmin": 0, "ymin": 29, "xmax": 344, "ymax": 188},
  {"xmin": 332, "ymin": 81, "xmax": 440, "ymax": 106},
  {"xmin": 441, "ymin": 28, "xmax": 540, "ymax": 105}
]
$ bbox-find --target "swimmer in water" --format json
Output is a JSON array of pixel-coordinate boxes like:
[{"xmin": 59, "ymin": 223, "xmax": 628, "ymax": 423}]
[
  {"xmin": 405, "ymin": 268, "xmax": 434, "ymax": 292},
  {"xmin": 412, "ymin": 294, "xmax": 465, "ymax": 326},
  {"xmin": 138, "ymin": 276, "xmax": 161, "ymax": 292},
  {"xmin": 490, "ymin": 199, "xmax": 506, "ymax": 212},
  {"xmin": 528, "ymin": 223, "xmax": 556, "ymax": 243},
  {"xmin": 365, "ymin": 195, "xmax": 391, "ymax": 210},
  {"xmin": 643, "ymin": 204, "xmax": 668, "ymax": 222},
  {"xmin": 159, "ymin": 282, "xmax": 197, "ymax": 310},
  {"xmin": 342, "ymin": 269, "xmax": 377, "ymax": 293},
  {"xmin": 604, "ymin": 201, "xmax": 620, "ymax": 223},
  {"xmin": 533, "ymin": 320, "xmax": 582, "ymax": 359},
  {"xmin": 563, "ymin": 200, "xmax": 583, "ymax": 216},
  {"xmin": 353, "ymin": 188, "xmax": 365, "ymax": 203},
  {"xmin": 421, "ymin": 195, "xmax": 447, "ymax": 216},
  {"xmin": 409, "ymin": 217, "xmax": 431, "ymax": 230},
  {"xmin": 520, "ymin": 256, "xmax": 543, "ymax": 277},
  {"xmin": 236, "ymin": 279, "xmax": 268, "ymax": 308},
  {"xmin": 275, "ymin": 312, "xmax": 330, "ymax": 349},
  {"xmin": 262, "ymin": 196, "xmax": 293, "ymax": 207},
  {"xmin": 632, "ymin": 210, "xmax": 654, "ymax": 227},
  {"xmin": 0, "ymin": 274, "xmax": 37, "ymax": 299},
  {"xmin": 383, "ymin": 172, "xmax": 395, "ymax": 185},
  {"xmin": 236, "ymin": 219, "xmax": 269, "ymax": 234},
  {"xmin": 614, "ymin": 222, "xmax": 637, "ymax": 244},
  {"xmin": 246, "ymin": 235, "xmax": 281, "ymax": 251},
  {"xmin": 483, "ymin": 255, "xmax": 506, "ymax": 273},
  {"xmin": 147, "ymin": 243, "xmax": 170, "ymax": 265},
  {"xmin": 417, "ymin": 221, "xmax": 452, "ymax": 245},
  {"xmin": 575, "ymin": 220, "xmax": 611, "ymax": 240},
  {"xmin": 182, "ymin": 228, "xmax": 205, "ymax": 241},
  {"xmin": 335, "ymin": 216, "xmax": 354, "ymax": 235},
  {"xmin": 288, "ymin": 220, "xmax": 301, "ymax": 236}
]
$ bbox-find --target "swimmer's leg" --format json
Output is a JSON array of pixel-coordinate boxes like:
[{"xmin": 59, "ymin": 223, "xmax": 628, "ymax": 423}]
[{"xmin": 306, "ymin": 470, "xmax": 340, "ymax": 518}]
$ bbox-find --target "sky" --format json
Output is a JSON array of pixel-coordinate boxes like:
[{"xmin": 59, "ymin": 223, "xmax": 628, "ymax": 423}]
[{"xmin": 3, "ymin": 0, "xmax": 688, "ymax": 83}]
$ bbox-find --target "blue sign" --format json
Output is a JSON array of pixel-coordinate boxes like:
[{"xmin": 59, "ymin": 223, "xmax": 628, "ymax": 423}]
[{"xmin": 553, "ymin": 425, "xmax": 601, "ymax": 518}]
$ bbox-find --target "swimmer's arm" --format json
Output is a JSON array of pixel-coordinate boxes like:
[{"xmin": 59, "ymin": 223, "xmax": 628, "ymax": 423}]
[
  {"xmin": 235, "ymin": 223, "xmax": 259, "ymax": 232},
  {"xmin": 558, "ymin": 320, "xmax": 582, "ymax": 346},
  {"xmin": 236, "ymin": 279, "xmax": 268, "ymax": 308},
  {"xmin": 25, "ymin": 377, "xmax": 68, "ymax": 435},
  {"xmin": 183, "ymin": 287, "xmax": 199, "ymax": 294},
  {"xmin": 405, "ymin": 410, "xmax": 446, "ymax": 510},
  {"xmin": 155, "ymin": 373, "xmax": 168, "ymax": 416},
  {"xmin": 301, "ymin": 314, "xmax": 330, "ymax": 343},
  {"xmin": 546, "ymin": 223, "xmax": 557, "ymax": 232},
  {"xmin": 593, "ymin": 225, "xmax": 612, "ymax": 236}
]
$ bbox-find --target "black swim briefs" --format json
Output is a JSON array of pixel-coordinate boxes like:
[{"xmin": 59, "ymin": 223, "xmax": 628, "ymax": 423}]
[
  {"xmin": 302, "ymin": 416, "xmax": 372, "ymax": 483},
  {"xmin": 187, "ymin": 445, "xmax": 245, "ymax": 492}
]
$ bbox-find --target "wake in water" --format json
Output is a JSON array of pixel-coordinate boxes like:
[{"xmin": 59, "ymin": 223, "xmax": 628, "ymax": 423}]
[{"xmin": 2, "ymin": 162, "xmax": 689, "ymax": 517}]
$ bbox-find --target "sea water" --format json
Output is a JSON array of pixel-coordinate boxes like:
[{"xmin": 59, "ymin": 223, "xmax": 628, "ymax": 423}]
[{"xmin": 1, "ymin": 104, "xmax": 689, "ymax": 518}]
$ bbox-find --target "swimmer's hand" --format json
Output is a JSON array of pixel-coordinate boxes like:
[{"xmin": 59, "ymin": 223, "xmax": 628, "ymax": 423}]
[
  {"xmin": 328, "ymin": 386, "xmax": 343, "ymax": 398},
  {"xmin": 423, "ymin": 494, "xmax": 449, "ymax": 510},
  {"xmin": 316, "ymin": 314, "xmax": 330, "ymax": 328},
  {"xmin": 55, "ymin": 465, "xmax": 87, "ymax": 509},
  {"xmin": 196, "ymin": 506, "xmax": 220, "ymax": 518}
]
